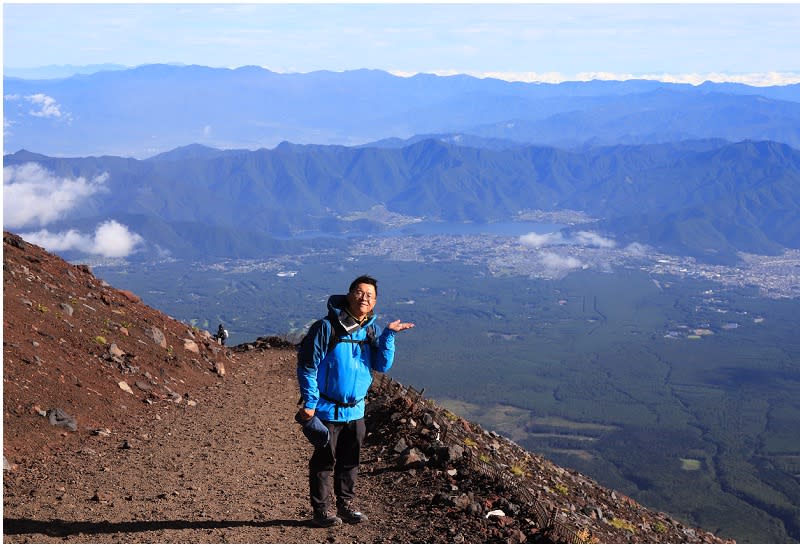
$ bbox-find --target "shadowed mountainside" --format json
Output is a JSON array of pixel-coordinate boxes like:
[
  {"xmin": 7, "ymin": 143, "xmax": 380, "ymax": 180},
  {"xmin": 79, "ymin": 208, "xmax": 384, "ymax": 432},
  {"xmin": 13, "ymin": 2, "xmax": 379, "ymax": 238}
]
[{"xmin": 5, "ymin": 138, "xmax": 800, "ymax": 265}]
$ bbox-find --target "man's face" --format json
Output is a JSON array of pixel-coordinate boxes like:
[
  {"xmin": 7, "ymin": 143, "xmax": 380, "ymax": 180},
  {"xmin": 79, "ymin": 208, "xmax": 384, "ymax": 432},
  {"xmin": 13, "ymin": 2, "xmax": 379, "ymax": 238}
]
[{"xmin": 347, "ymin": 283, "xmax": 377, "ymax": 320}]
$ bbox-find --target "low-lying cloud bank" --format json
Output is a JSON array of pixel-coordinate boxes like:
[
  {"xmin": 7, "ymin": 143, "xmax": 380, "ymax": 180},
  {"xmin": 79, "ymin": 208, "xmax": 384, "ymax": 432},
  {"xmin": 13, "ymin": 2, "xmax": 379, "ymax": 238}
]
[
  {"xmin": 520, "ymin": 230, "xmax": 617, "ymax": 249},
  {"xmin": 3, "ymin": 163, "xmax": 108, "ymax": 227},
  {"xmin": 540, "ymin": 251, "xmax": 585, "ymax": 272},
  {"xmin": 3, "ymin": 162, "xmax": 143, "ymax": 258},
  {"xmin": 19, "ymin": 221, "xmax": 144, "ymax": 258},
  {"xmin": 517, "ymin": 229, "xmax": 651, "ymax": 278}
]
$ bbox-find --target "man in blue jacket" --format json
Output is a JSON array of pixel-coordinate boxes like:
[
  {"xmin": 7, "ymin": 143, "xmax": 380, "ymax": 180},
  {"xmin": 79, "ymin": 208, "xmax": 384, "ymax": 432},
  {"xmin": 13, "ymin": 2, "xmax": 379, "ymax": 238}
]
[{"xmin": 296, "ymin": 275, "xmax": 415, "ymax": 528}]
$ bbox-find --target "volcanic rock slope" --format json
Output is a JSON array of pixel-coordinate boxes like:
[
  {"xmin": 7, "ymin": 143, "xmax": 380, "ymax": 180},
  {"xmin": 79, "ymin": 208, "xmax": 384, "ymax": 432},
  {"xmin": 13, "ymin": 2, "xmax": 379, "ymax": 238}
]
[{"xmin": 2, "ymin": 232, "xmax": 731, "ymax": 544}]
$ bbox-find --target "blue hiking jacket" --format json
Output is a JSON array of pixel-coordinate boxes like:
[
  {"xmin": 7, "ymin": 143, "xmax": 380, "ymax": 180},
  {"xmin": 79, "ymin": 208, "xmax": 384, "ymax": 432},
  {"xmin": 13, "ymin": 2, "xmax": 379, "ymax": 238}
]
[{"xmin": 297, "ymin": 294, "xmax": 395, "ymax": 422}]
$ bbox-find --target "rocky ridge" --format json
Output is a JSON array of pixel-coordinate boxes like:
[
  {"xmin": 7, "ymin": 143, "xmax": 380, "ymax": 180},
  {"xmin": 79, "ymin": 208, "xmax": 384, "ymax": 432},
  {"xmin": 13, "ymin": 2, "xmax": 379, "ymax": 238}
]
[
  {"xmin": 3, "ymin": 231, "xmax": 231, "ymax": 464},
  {"xmin": 3, "ymin": 231, "xmax": 731, "ymax": 543}
]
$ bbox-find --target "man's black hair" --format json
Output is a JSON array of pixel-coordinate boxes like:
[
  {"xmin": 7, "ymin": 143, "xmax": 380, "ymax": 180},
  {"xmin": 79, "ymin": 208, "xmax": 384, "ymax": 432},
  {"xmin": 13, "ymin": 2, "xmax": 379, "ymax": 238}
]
[{"xmin": 349, "ymin": 275, "xmax": 378, "ymax": 295}]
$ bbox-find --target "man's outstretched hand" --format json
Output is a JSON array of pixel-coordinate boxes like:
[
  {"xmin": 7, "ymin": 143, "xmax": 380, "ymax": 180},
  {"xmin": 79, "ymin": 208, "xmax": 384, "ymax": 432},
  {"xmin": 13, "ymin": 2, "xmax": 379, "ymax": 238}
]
[{"xmin": 387, "ymin": 320, "xmax": 415, "ymax": 332}]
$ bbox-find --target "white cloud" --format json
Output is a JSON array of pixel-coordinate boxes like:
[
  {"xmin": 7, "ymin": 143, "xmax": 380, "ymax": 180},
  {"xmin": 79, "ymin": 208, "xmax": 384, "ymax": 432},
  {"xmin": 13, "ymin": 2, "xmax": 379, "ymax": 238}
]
[
  {"xmin": 540, "ymin": 251, "xmax": 583, "ymax": 270},
  {"xmin": 25, "ymin": 93, "xmax": 67, "ymax": 118},
  {"xmin": 3, "ymin": 163, "xmax": 109, "ymax": 228},
  {"xmin": 20, "ymin": 220, "xmax": 144, "ymax": 258},
  {"xmin": 91, "ymin": 220, "xmax": 144, "ymax": 257},
  {"xmin": 574, "ymin": 231, "xmax": 616, "ymax": 249},
  {"xmin": 20, "ymin": 228, "xmax": 88, "ymax": 252},
  {"xmin": 624, "ymin": 242, "xmax": 649, "ymax": 257},
  {"xmin": 519, "ymin": 231, "xmax": 565, "ymax": 248},
  {"xmin": 519, "ymin": 230, "xmax": 616, "ymax": 249}
]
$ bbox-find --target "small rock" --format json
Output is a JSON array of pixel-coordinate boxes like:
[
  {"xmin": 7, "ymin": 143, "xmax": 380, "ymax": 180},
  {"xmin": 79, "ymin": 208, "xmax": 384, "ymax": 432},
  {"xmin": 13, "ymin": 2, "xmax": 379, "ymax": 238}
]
[
  {"xmin": 92, "ymin": 491, "xmax": 112, "ymax": 503},
  {"xmin": 119, "ymin": 326, "xmax": 129, "ymax": 336},
  {"xmin": 183, "ymin": 339, "xmax": 199, "ymax": 353},
  {"xmin": 59, "ymin": 302, "xmax": 74, "ymax": 317},
  {"xmin": 452, "ymin": 493, "xmax": 471, "ymax": 510},
  {"xmin": 486, "ymin": 509, "xmax": 506, "ymax": 519},
  {"xmin": 505, "ymin": 529, "xmax": 527, "ymax": 543},
  {"xmin": 399, "ymin": 447, "xmax": 428, "ymax": 468},
  {"xmin": 109, "ymin": 343, "xmax": 125, "ymax": 358},
  {"xmin": 47, "ymin": 408, "xmax": 77, "ymax": 431},
  {"xmin": 467, "ymin": 502, "xmax": 482, "ymax": 516},
  {"xmin": 118, "ymin": 381, "xmax": 134, "ymax": 395},
  {"xmin": 4, "ymin": 233, "xmax": 26, "ymax": 249},
  {"xmin": 495, "ymin": 515, "xmax": 515, "ymax": 527},
  {"xmin": 147, "ymin": 326, "xmax": 167, "ymax": 349},
  {"xmin": 392, "ymin": 438, "xmax": 409, "ymax": 454},
  {"xmin": 117, "ymin": 289, "xmax": 141, "ymax": 303},
  {"xmin": 446, "ymin": 444, "xmax": 464, "ymax": 461},
  {"xmin": 435, "ymin": 443, "xmax": 464, "ymax": 463},
  {"xmin": 582, "ymin": 504, "xmax": 603, "ymax": 520},
  {"xmin": 214, "ymin": 362, "xmax": 226, "ymax": 377},
  {"xmin": 92, "ymin": 428, "xmax": 112, "ymax": 437}
]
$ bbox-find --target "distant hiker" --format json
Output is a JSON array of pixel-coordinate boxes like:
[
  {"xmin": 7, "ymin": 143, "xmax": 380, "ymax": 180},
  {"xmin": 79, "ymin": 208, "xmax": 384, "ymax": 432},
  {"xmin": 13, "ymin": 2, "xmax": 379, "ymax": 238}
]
[
  {"xmin": 216, "ymin": 324, "xmax": 228, "ymax": 346},
  {"xmin": 296, "ymin": 275, "xmax": 415, "ymax": 528}
]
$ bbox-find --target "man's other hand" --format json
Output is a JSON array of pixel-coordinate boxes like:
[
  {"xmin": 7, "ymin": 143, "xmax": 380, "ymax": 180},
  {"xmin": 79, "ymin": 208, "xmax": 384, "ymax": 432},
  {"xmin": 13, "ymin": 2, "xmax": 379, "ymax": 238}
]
[
  {"xmin": 387, "ymin": 320, "xmax": 415, "ymax": 332},
  {"xmin": 296, "ymin": 407, "xmax": 315, "ymax": 422}
]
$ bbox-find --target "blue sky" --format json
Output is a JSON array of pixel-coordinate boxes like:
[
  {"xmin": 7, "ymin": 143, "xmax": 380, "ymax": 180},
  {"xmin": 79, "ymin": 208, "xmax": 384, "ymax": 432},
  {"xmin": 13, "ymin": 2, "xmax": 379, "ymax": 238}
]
[{"xmin": 3, "ymin": 2, "xmax": 800, "ymax": 85}]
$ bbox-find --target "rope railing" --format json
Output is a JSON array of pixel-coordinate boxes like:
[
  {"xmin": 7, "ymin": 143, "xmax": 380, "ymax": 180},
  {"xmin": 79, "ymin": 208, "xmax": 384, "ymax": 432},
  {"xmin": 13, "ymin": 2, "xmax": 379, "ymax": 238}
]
[{"xmin": 371, "ymin": 373, "xmax": 584, "ymax": 543}]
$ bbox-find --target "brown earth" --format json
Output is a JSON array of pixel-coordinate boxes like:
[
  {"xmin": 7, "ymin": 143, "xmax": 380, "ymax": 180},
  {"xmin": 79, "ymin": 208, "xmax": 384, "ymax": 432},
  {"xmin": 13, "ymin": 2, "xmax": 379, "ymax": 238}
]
[{"xmin": 2, "ymin": 232, "xmax": 733, "ymax": 543}]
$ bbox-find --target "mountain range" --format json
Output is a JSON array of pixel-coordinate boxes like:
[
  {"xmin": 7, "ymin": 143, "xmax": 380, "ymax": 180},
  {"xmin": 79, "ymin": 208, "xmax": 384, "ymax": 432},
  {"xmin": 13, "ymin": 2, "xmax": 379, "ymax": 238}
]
[
  {"xmin": 5, "ymin": 138, "xmax": 800, "ymax": 264},
  {"xmin": 4, "ymin": 64, "xmax": 800, "ymax": 157}
]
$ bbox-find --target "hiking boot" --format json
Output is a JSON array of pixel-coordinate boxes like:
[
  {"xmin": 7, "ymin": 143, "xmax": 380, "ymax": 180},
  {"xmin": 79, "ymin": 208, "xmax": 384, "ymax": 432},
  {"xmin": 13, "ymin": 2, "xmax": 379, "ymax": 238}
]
[
  {"xmin": 337, "ymin": 502, "xmax": 368, "ymax": 524},
  {"xmin": 311, "ymin": 509, "xmax": 343, "ymax": 528}
]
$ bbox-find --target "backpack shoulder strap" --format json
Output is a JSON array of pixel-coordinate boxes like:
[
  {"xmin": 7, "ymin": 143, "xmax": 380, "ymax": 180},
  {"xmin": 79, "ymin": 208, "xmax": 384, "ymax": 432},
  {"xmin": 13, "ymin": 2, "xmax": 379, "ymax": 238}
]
[{"xmin": 366, "ymin": 324, "xmax": 377, "ymax": 348}]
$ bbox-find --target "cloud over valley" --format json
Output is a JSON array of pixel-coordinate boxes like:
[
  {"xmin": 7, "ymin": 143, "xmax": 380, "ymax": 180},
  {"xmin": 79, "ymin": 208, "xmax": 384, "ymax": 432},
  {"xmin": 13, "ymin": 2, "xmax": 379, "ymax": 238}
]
[
  {"xmin": 519, "ymin": 230, "xmax": 617, "ymax": 250},
  {"xmin": 3, "ymin": 162, "xmax": 143, "ymax": 258},
  {"xmin": 4, "ymin": 93, "xmax": 70, "ymax": 120},
  {"xmin": 19, "ymin": 221, "xmax": 144, "ymax": 258},
  {"xmin": 517, "ymin": 230, "xmax": 621, "ymax": 278}
]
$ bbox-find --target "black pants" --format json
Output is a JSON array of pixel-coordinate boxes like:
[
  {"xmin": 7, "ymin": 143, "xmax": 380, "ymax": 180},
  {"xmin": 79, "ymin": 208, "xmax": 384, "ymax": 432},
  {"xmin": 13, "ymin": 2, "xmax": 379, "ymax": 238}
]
[{"xmin": 309, "ymin": 418, "xmax": 366, "ymax": 512}]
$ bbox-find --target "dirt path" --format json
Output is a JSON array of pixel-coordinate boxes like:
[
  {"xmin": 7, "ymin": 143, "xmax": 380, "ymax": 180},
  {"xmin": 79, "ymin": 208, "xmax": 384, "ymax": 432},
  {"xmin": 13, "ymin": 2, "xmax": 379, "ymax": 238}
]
[{"xmin": 3, "ymin": 349, "xmax": 397, "ymax": 544}]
